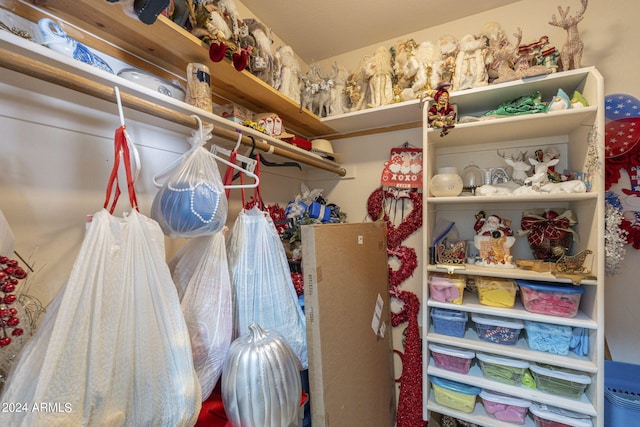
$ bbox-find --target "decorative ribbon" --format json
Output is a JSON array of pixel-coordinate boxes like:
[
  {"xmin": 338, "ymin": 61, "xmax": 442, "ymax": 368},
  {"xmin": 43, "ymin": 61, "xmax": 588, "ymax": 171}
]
[{"xmin": 519, "ymin": 210, "xmax": 577, "ymax": 245}]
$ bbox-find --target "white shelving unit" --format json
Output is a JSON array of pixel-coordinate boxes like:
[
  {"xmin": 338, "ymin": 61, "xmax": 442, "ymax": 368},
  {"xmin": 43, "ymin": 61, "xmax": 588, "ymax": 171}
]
[{"xmin": 421, "ymin": 67, "xmax": 605, "ymax": 427}]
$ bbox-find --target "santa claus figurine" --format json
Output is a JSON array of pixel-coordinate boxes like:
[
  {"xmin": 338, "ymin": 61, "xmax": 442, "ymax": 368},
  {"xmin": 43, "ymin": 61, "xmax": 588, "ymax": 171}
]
[{"xmin": 474, "ymin": 211, "xmax": 513, "ymax": 238}]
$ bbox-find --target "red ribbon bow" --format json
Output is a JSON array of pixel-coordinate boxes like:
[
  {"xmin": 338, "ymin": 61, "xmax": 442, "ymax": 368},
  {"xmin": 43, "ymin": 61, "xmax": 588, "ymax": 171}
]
[{"xmin": 520, "ymin": 210, "xmax": 576, "ymax": 245}]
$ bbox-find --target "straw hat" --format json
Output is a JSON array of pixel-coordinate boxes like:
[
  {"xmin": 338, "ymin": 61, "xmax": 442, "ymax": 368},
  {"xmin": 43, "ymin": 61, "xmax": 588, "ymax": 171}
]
[{"xmin": 311, "ymin": 139, "xmax": 342, "ymax": 163}]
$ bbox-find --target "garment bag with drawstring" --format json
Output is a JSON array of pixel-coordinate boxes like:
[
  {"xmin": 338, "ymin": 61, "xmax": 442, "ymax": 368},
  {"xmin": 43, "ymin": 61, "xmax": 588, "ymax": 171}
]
[
  {"xmin": 225, "ymin": 153, "xmax": 308, "ymax": 369},
  {"xmin": 0, "ymin": 111, "xmax": 201, "ymax": 426}
]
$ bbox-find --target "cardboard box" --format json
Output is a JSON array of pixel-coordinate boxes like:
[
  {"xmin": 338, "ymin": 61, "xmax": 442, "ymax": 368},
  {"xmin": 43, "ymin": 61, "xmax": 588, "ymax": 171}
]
[
  {"xmin": 301, "ymin": 222, "xmax": 396, "ymax": 426},
  {"xmin": 214, "ymin": 102, "xmax": 254, "ymax": 123}
]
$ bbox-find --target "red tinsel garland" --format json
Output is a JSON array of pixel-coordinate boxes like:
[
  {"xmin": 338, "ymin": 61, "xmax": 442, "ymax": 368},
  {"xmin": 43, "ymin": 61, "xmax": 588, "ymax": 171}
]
[
  {"xmin": 367, "ymin": 186, "xmax": 425, "ymax": 427},
  {"xmin": 366, "ymin": 188, "xmax": 423, "ymax": 249}
]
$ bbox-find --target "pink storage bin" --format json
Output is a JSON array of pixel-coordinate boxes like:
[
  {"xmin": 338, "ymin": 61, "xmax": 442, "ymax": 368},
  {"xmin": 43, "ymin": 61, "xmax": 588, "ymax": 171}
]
[
  {"xmin": 428, "ymin": 273, "xmax": 466, "ymax": 304},
  {"xmin": 516, "ymin": 280, "xmax": 584, "ymax": 318},
  {"xmin": 480, "ymin": 389, "xmax": 531, "ymax": 424},
  {"xmin": 429, "ymin": 343, "xmax": 475, "ymax": 374},
  {"xmin": 530, "ymin": 403, "xmax": 593, "ymax": 427}
]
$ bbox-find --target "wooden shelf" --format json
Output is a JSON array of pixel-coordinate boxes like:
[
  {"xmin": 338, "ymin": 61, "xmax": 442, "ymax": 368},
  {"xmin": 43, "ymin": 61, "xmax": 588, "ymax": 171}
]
[{"xmin": 8, "ymin": 0, "xmax": 336, "ymax": 137}]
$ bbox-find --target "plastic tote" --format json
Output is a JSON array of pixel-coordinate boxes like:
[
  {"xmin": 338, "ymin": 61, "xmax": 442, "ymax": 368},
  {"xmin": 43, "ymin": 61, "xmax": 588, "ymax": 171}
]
[
  {"xmin": 605, "ymin": 360, "xmax": 640, "ymax": 427},
  {"xmin": 430, "ymin": 376, "xmax": 481, "ymax": 413},
  {"xmin": 530, "ymin": 403, "xmax": 593, "ymax": 427}
]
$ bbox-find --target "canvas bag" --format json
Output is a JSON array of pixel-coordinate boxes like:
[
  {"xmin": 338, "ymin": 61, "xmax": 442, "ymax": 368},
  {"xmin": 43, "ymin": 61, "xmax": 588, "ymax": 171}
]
[
  {"xmin": 0, "ymin": 124, "xmax": 201, "ymax": 426},
  {"xmin": 168, "ymin": 230, "xmax": 233, "ymax": 401}
]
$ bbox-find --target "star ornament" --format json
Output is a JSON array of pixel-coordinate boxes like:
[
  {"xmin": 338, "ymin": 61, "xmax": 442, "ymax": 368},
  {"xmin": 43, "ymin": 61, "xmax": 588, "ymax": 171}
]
[
  {"xmin": 605, "ymin": 117, "xmax": 640, "ymax": 158},
  {"xmin": 605, "ymin": 93, "xmax": 640, "ymax": 121}
]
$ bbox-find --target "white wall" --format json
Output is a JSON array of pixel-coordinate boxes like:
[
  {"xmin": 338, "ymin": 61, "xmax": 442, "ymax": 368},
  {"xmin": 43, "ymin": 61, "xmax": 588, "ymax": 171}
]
[{"xmin": 316, "ymin": 0, "xmax": 640, "ymax": 364}]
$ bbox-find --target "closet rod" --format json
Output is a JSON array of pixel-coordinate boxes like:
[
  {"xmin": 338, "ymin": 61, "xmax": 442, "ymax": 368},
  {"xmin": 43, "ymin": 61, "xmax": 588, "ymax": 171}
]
[{"xmin": 0, "ymin": 46, "xmax": 347, "ymax": 177}]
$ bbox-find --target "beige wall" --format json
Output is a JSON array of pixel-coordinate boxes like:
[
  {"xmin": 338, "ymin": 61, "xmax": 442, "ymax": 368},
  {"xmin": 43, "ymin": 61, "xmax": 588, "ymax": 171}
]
[
  {"xmin": 313, "ymin": 0, "xmax": 640, "ymax": 364},
  {"xmin": 1, "ymin": 0, "xmax": 637, "ymax": 380}
]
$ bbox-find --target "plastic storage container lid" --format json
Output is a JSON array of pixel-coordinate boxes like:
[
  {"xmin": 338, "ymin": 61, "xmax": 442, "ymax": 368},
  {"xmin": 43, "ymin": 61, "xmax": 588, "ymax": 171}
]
[
  {"xmin": 516, "ymin": 280, "xmax": 585, "ymax": 294},
  {"xmin": 429, "ymin": 343, "xmax": 475, "ymax": 360},
  {"xmin": 529, "ymin": 364, "xmax": 592, "ymax": 384},
  {"xmin": 471, "ymin": 313, "xmax": 524, "ymax": 329},
  {"xmin": 430, "ymin": 376, "xmax": 481, "ymax": 395},
  {"xmin": 431, "ymin": 308, "xmax": 468, "ymax": 320},
  {"xmin": 524, "ymin": 320, "xmax": 572, "ymax": 334},
  {"xmin": 476, "ymin": 353, "xmax": 529, "ymax": 369},
  {"xmin": 529, "ymin": 403, "xmax": 593, "ymax": 427},
  {"xmin": 479, "ymin": 390, "xmax": 531, "ymax": 408}
]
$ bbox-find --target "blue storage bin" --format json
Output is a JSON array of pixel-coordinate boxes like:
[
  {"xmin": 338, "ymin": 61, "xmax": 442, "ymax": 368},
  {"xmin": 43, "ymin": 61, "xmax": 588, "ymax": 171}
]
[
  {"xmin": 472, "ymin": 313, "xmax": 523, "ymax": 345},
  {"xmin": 605, "ymin": 360, "xmax": 640, "ymax": 427},
  {"xmin": 431, "ymin": 308, "xmax": 467, "ymax": 338},
  {"xmin": 524, "ymin": 320, "xmax": 573, "ymax": 355}
]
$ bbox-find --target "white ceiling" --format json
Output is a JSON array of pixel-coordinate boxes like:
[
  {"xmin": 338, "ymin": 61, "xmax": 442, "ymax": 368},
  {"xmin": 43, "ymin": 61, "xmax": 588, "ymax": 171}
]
[{"xmin": 241, "ymin": 0, "xmax": 523, "ymax": 63}]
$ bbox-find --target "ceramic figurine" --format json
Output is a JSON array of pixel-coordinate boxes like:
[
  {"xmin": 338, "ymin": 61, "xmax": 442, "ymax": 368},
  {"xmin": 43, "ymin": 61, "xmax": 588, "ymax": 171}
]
[
  {"xmin": 38, "ymin": 18, "xmax": 113, "ymax": 74},
  {"xmin": 473, "ymin": 211, "xmax": 516, "ymax": 268},
  {"xmin": 274, "ymin": 45, "xmax": 301, "ymax": 103},
  {"xmin": 452, "ymin": 34, "xmax": 488, "ymax": 91},
  {"xmin": 437, "ymin": 34, "xmax": 458, "ymax": 84},
  {"xmin": 362, "ymin": 46, "xmax": 394, "ymax": 108}
]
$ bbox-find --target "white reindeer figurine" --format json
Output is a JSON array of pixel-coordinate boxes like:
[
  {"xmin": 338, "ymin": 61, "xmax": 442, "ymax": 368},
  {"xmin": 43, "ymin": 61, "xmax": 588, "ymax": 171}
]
[
  {"xmin": 525, "ymin": 157, "xmax": 560, "ymax": 189},
  {"xmin": 499, "ymin": 150, "xmax": 531, "ymax": 185}
]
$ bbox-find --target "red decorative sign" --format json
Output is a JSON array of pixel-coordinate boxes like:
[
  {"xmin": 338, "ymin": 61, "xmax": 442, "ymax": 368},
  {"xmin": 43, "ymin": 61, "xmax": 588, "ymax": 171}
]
[{"xmin": 380, "ymin": 147, "xmax": 423, "ymax": 189}]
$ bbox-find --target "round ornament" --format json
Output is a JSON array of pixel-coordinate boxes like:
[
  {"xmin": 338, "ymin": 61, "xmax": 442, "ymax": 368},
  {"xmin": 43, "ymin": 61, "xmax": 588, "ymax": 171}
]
[
  {"xmin": 605, "ymin": 117, "xmax": 640, "ymax": 158},
  {"xmin": 605, "ymin": 93, "xmax": 640, "ymax": 121}
]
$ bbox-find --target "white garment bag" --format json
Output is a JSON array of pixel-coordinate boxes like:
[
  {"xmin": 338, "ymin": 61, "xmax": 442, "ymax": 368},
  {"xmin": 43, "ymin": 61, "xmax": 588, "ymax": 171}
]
[
  {"xmin": 169, "ymin": 230, "xmax": 233, "ymax": 401},
  {"xmin": 0, "ymin": 94, "xmax": 201, "ymax": 426}
]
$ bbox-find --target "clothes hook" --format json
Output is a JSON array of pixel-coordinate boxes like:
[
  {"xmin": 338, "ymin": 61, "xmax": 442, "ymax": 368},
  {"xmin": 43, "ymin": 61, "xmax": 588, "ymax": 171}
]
[
  {"xmin": 114, "ymin": 86, "xmax": 141, "ymax": 183},
  {"xmin": 246, "ymin": 136, "xmax": 302, "ymax": 170},
  {"xmin": 234, "ymin": 129, "xmax": 243, "ymax": 151},
  {"xmin": 190, "ymin": 114, "xmax": 205, "ymax": 142},
  {"xmin": 114, "ymin": 86, "xmax": 125, "ymax": 127}
]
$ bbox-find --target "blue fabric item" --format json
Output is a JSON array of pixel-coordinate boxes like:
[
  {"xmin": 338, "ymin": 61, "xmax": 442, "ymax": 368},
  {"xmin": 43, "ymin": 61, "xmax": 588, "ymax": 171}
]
[{"xmin": 570, "ymin": 327, "xmax": 589, "ymax": 357}]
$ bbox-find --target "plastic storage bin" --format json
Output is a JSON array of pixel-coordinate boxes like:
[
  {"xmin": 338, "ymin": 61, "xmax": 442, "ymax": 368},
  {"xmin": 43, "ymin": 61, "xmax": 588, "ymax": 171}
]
[
  {"xmin": 431, "ymin": 308, "xmax": 468, "ymax": 338},
  {"xmin": 530, "ymin": 403, "xmax": 593, "ymax": 427},
  {"xmin": 529, "ymin": 364, "xmax": 591, "ymax": 398},
  {"xmin": 479, "ymin": 389, "xmax": 531, "ymax": 424},
  {"xmin": 605, "ymin": 360, "xmax": 640, "ymax": 427},
  {"xmin": 475, "ymin": 276, "xmax": 517, "ymax": 308},
  {"xmin": 430, "ymin": 376, "xmax": 480, "ymax": 413},
  {"xmin": 516, "ymin": 280, "xmax": 584, "ymax": 318},
  {"xmin": 524, "ymin": 320, "xmax": 573, "ymax": 355},
  {"xmin": 429, "ymin": 273, "xmax": 466, "ymax": 304},
  {"xmin": 472, "ymin": 313, "xmax": 523, "ymax": 345},
  {"xmin": 429, "ymin": 343, "xmax": 475, "ymax": 374},
  {"xmin": 477, "ymin": 353, "xmax": 529, "ymax": 385}
]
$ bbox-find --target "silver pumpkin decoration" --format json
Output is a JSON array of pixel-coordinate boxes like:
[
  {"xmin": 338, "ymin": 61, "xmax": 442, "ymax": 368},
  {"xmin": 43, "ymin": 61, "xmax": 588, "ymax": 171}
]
[{"xmin": 222, "ymin": 322, "xmax": 302, "ymax": 427}]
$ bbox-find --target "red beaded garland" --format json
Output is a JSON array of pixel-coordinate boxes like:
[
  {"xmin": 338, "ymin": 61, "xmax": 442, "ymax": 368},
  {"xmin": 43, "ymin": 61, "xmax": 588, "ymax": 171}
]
[{"xmin": 0, "ymin": 255, "xmax": 28, "ymax": 347}]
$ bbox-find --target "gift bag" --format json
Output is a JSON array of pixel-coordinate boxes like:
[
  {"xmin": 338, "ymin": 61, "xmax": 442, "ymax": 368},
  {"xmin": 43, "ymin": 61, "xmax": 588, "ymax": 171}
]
[
  {"xmin": 226, "ymin": 158, "xmax": 307, "ymax": 369},
  {"xmin": 0, "ymin": 124, "xmax": 201, "ymax": 426},
  {"xmin": 168, "ymin": 230, "xmax": 233, "ymax": 401},
  {"xmin": 151, "ymin": 123, "xmax": 228, "ymax": 238}
]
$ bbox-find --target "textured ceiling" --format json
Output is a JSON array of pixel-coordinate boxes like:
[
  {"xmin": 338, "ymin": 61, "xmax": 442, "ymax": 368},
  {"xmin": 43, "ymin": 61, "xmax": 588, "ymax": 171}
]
[{"xmin": 241, "ymin": 0, "xmax": 524, "ymax": 62}]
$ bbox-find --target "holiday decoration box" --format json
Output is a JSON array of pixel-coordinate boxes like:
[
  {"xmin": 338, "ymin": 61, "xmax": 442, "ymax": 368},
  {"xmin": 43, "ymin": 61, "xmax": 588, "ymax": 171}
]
[{"xmin": 301, "ymin": 222, "xmax": 396, "ymax": 426}]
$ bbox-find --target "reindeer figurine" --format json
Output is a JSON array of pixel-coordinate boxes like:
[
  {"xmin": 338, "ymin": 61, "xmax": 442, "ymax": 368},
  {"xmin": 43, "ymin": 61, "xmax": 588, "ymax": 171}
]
[
  {"xmin": 525, "ymin": 156, "xmax": 560, "ymax": 189},
  {"xmin": 549, "ymin": 0, "xmax": 588, "ymax": 71},
  {"xmin": 498, "ymin": 150, "xmax": 531, "ymax": 185}
]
